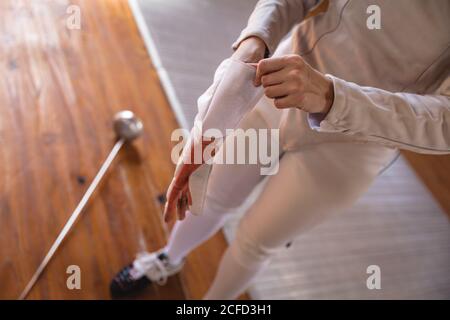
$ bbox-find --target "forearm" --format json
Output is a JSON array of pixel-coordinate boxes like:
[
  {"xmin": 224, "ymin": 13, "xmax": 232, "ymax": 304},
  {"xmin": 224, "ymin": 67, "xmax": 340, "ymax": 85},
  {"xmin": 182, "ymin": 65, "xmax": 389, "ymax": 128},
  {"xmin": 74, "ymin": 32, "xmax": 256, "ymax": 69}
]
[
  {"xmin": 309, "ymin": 76, "xmax": 450, "ymax": 154},
  {"xmin": 232, "ymin": 0, "xmax": 322, "ymax": 55}
]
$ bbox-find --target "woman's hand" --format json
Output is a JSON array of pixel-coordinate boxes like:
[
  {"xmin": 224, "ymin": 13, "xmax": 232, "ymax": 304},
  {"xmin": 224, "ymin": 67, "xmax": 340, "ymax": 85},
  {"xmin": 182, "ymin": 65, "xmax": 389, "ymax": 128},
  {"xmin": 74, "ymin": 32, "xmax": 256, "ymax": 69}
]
[
  {"xmin": 254, "ymin": 54, "xmax": 334, "ymax": 114},
  {"xmin": 232, "ymin": 36, "xmax": 267, "ymax": 63},
  {"xmin": 164, "ymin": 172, "xmax": 192, "ymax": 223},
  {"xmin": 163, "ymin": 142, "xmax": 196, "ymax": 223},
  {"xmin": 163, "ymin": 138, "xmax": 214, "ymax": 223}
]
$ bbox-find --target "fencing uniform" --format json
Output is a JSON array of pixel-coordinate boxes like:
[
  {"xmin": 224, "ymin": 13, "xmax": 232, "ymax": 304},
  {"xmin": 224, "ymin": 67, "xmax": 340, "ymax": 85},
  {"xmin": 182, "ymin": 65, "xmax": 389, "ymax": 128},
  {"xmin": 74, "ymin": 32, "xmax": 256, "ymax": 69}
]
[{"xmin": 163, "ymin": 0, "xmax": 450, "ymax": 299}]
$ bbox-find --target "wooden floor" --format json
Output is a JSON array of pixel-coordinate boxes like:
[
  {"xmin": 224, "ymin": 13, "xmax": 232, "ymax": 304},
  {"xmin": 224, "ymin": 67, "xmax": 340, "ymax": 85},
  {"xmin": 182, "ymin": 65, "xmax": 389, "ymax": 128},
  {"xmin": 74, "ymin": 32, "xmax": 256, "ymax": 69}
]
[
  {"xmin": 403, "ymin": 152, "xmax": 450, "ymax": 217},
  {"xmin": 0, "ymin": 0, "xmax": 239, "ymax": 300}
]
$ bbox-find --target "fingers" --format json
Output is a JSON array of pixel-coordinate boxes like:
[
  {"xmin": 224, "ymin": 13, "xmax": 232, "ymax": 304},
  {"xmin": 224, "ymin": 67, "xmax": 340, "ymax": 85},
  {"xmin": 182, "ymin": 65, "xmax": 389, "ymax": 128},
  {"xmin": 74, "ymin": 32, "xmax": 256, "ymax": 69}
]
[
  {"xmin": 187, "ymin": 188, "xmax": 193, "ymax": 206},
  {"xmin": 163, "ymin": 199, "xmax": 175, "ymax": 223},
  {"xmin": 178, "ymin": 195, "xmax": 188, "ymax": 220},
  {"xmin": 177, "ymin": 190, "xmax": 189, "ymax": 221},
  {"xmin": 163, "ymin": 180, "xmax": 180, "ymax": 223},
  {"xmin": 166, "ymin": 184, "xmax": 181, "ymax": 209},
  {"xmin": 260, "ymin": 68, "xmax": 289, "ymax": 87},
  {"xmin": 264, "ymin": 84, "xmax": 293, "ymax": 99},
  {"xmin": 164, "ymin": 186, "xmax": 191, "ymax": 223},
  {"xmin": 177, "ymin": 184, "xmax": 191, "ymax": 221},
  {"xmin": 255, "ymin": 55, "xmax": 308, "ymax": 110},
  {"xmin": 255, "ymin": 57, "xmax": 286, "ymax": 86},
  {"xmin": 176, "ymin": 199, "xmax": 183, "ymax": 221},
  {"xmin": 273, "ymin": 95, "xmax": 299, "ymax": 109}
]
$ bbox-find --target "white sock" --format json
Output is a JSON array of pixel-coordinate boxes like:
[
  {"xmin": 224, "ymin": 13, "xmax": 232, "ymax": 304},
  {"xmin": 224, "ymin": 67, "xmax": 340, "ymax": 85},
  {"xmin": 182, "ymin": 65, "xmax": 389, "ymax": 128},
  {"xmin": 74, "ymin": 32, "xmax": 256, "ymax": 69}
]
[{"xmin": 163, "ymin": 211, "xmax": 228, "ymax": 265}]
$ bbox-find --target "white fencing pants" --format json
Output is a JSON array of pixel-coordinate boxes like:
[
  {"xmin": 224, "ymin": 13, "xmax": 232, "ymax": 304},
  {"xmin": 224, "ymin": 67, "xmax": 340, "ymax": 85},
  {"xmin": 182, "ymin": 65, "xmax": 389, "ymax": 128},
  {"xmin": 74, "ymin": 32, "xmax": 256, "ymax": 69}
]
[{"xmin": 163, "ymin": 109, "xmax": 397, "ymax": 299}]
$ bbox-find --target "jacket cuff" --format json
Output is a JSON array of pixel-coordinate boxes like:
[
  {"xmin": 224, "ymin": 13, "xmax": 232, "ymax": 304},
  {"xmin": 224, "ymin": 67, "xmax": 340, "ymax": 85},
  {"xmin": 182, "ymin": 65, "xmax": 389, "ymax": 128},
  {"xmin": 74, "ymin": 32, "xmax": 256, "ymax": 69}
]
[
  {"xmin": 231, "ymin": 28, "xmax": 276, "ymax": 56},
  {"xmin": 307, "ymin": 75, "xmax": 351, "ymax": 133}
]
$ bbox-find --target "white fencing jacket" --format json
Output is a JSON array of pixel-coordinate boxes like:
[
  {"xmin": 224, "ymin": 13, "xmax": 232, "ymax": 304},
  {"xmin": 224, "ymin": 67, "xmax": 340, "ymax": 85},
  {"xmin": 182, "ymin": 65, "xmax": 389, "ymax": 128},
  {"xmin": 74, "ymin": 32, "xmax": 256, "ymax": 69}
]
[{"xmin": 186, "ymin": 0, "xmax": 450, "ymax": 215}]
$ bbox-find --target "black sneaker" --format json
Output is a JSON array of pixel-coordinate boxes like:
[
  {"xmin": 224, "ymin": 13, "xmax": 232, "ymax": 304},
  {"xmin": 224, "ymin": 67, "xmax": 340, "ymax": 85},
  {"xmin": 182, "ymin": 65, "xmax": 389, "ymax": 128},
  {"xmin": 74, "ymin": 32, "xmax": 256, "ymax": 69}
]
[{"xmin": 110, "ymin": 250, "xmax": 184, "ymax": 297}]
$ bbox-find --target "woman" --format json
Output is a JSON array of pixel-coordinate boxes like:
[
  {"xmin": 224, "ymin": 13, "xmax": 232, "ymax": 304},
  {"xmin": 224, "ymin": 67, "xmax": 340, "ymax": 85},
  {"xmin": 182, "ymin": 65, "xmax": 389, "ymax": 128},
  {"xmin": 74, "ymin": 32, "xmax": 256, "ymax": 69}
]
[{"xmin": 111, "ymin": 0, "xmax": 450, "ymax": 299}]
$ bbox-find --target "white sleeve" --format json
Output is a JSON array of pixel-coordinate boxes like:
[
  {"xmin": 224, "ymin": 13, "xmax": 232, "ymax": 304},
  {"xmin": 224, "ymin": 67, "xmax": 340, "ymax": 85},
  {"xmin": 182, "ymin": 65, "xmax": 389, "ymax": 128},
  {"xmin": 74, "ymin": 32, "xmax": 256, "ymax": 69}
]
[
  {"xmin": 194, "ymin": 58, "xmax": 264, "ymax": 138},
  {"xmin": 308, "ymin": 75, "xmax": 450, "ymax": 154},
  {"xmin": 232, "ymin": 0, "xmax": 323, "ymax": 54}
]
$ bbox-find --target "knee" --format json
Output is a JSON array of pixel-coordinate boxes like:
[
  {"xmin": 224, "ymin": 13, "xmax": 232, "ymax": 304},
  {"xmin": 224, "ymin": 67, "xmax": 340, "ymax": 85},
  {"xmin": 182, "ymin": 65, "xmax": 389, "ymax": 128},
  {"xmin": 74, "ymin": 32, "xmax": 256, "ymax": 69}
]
[
  {"xmin": 203, "ymin": 184, "xmax": 248, "ymax": 218},
  {"xmin": 230, "ymin": 221, "xmax": 279, "ymax": 268},
  {"xmin": 202, "ymin": 192, "xmax": 237, "ymax": 218}
]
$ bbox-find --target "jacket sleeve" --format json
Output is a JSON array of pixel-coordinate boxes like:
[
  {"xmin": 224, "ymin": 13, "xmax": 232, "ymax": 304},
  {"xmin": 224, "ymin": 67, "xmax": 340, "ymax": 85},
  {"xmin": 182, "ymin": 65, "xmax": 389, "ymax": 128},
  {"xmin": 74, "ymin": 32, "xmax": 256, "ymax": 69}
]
[
  {"xmin": 232, "ymin": 0, "xmax": 323, "ymax": 55},
  {"xmin": 308, "ymin": 75, "xmax": 450, "ymax": 154}
]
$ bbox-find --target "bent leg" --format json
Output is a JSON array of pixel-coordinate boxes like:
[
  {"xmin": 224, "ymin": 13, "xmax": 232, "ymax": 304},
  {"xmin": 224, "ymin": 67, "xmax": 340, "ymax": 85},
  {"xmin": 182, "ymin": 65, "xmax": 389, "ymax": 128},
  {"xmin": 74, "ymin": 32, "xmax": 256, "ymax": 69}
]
[
  {"xmin": 163, "ymin": 34, "xmax": 294, "ymax": 265},
  {"xmin": 204, "ymin": 143, "xmax": 397, "ymax": 299}
]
